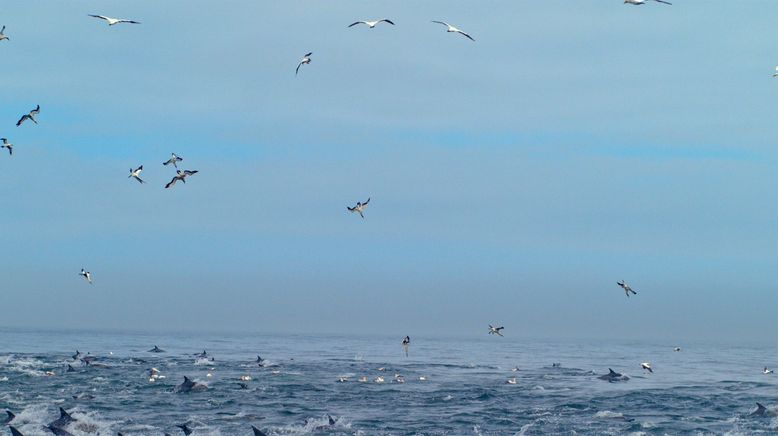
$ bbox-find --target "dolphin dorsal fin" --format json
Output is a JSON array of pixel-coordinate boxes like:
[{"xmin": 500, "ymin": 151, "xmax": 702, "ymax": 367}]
[
  {"xmin": 251, "ymin": 426, "xmax": 268, "ymax": 436},
  {"xmin": 757, "ymin": 402, "xmax": 766, "ymax": 411},
  {"xmin": 6, "ymin": 410, "xmax": 15, "ymax": 421},
  {"xmin": 184, "ymin": 376, "xmax": 191, "ymax": 382},
  {"xmin": 60, "ymin": 407, "xmax": 74, "ymax": 420},
  {"xmin": 9, "ymin": 426, "xmax": 24, "ymax": 436},
  {"xmin": 328, "ymin": 415, "xmax": 336, "ymax": 425},
  {"xmin": 608, "ymin": 368, "xmax": 617, "ymax": 375}
]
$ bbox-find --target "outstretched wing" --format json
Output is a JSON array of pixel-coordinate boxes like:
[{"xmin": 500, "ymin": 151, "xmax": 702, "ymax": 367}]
[
  {"xmin": 457, "ymin": 30, "xmax": 475, "ymax": 41},
  {"xmin": 88, "ymin": 14, "xmax": 109, "ymax": 21},
  {"xmin": 348, "ymin": 21, "xmax": 365, "ymax": 27},
  {"xmin": 431, "ymin": 20, "xmax": 450, "ymax": 27},
  {"xmin": 165, "ymin": 177, "xmax": 178, "ymax": 189},
  {"xmin": 381, "ymin": 19, "xmax": 395, "ymax": 25}
]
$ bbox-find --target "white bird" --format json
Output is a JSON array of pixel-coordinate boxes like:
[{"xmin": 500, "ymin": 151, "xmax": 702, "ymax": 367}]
[
  {"xmin": 0, "ymin": 26, "xmax": 9, "ymax": 42},
  {"xmin": 16, "ymin": 105, "xmax": 39, "ymax": 127},
  {"xmin": 674, "ymin": 347, "xmax": 682, "ymax": 352},
  {"xmin": 617, "ymin": 280, "xmax": 637, "ymax": 297},
  {"xmin": 624, "ymin": 0, "xmax": 672, "ymax": 5},
  {"xmin": 488, "ymin": 324, "xmax": 504, "ymax": 337},
  {"xmin": 374, "ymin": 376, "xmax": 385, "ymax": 383},
  {"xmin": 431, "ymin": 21, "xmax": 475, "ymax": 41},
  {"xmin": 165, "ymin": 169, "xmax": 198, "ymax": 189},
  {"xmin": 1, "ymin": 138, "xmax": 13, "ymax": 156},
  {"xmin": 79, "ymin": 268, "xmax": 93, "ymax": 285},
  {"xmin": 348, "ymin": 19, "xmax": 395, "ymax": 28},
  {"xmin": 506, "ymin": 377, "xmax": 517, "ymax": 384},
  {"xmin": 128, "ymin": 165, "xmax": 145, "ymax": 184},
  {"xmin": 773, "ymin": 67, "xmax": 778, "ymax": 78},
  {"xmin": 163, "ymin": 153, "xmax": 183, "ymax": 168},
  {"xmin": 641, "ymin": 362, "xmax": 653, "ymax": 373},
  {"xmin": 347, "ymin": 197, "xmax": 370, "ymax": 218},
  {"xmin": 296, "ymin": 52, "xmax": 312, "ymax": 76},
  {"xmin": 764, "ymin": 367, "xmax": 774, "ymax": 374},
  {"xmin": 88, "ymin": 15, "xmax": 141, "ymax": 26}
]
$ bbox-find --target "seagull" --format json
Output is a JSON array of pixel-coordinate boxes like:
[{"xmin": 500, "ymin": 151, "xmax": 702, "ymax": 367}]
[
  {"xmin": 79, "ymin": 268, "xmax": 93, "ymax": 284},
  {"xmin": 488, "ymin": 324, "xmax": 504, "ymax": 337},
  {"xmin": 163, "ymin": 153, "xmax": 183, "ymax": 168},
  {"xmin": 624, "ymin": 0, "xmax": 672, "ymax": 4},
  {"xmin": 1, "ymin": 138, "xmax": 13, "ymax": 155},
  {"xmin": 617, "ymin": 280, "xmax": 637, "ymax": 297},
  {"xmin": 641, "ymin": 362, "xmax": 653, "ymax": 373},
  {"xmin": 165, "ymin": 169, "xmax": 198, "ymax": 189},
  {"xmin": 431, "ymin": 21, "xmax": 475, "ymax": 41},
  {"xmin": 348, "ymin": 19, "xmax": 395, "ymax": 28},
  {"xmin": 88, "ymin": 15, "xmax": 141, "ymax": 26},
  {"xmin": 0, "ymin": 26, "xmax": 9, "ymax": 42},
  {"xmin": 347, "ymin": 197, "xmax": 370, "ymax": 218},
  {"xmin": 16, "ymin": 105, "xmax": 39, "ymax": 127},
  {"xmin": 129, "ymin": 165, "xmax": 145, "ymax": 184},
  {"xmin": 296, "ymin": 52, "xmax": 312, "ymax": 76},
  {"xmin": 764, "ymin": 367, "xmax": 774, "ymax": 374}
]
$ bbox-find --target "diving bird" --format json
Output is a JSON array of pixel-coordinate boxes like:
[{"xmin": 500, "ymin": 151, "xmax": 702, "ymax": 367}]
[
  {"xmin": 624, "ymin": 0, "xmax": 672, "ymax": 4},
  {"xmin": 163, "ymin": 153, "xmax": 183, "ymax": 168},
  {"xmin": 764, "ymin": 367, "xmax": 774, "ymax": 374},
  {"xmin": 165, "ymin": 169, "xmax": 198, "ymax": 189},
  {"xmin": 88, "ymin": 15, "xmax": 141, "ymax": 26},
  {"xmin": 0, "ymin": 26, "xmax": 9, "ymax": 42},
  {"xmin": 347, "ymin": 197, "xmax": 370, "ymax": 218},
  {"xmin": 348, "ymin": 19, "xmax": 395, "ymax": 28},
  {"xmin": 16, "ymin": 105, "xmax": 39, "ymax": 126},
  {"xmin": 488, "ymin": 325, "xmax": 504, "ymax": 337},
  {"xmin": 1, "ymin": 138, "xmax": 13, "ymax": 155},
  {"xmin": 79, "ymin": 268, "xmax": 93, "ymax": 284},
  {"xmin": 431, "ymin": 21, "xmax": 475, "ymax": 41},
  {"xmin": 617, "ymin": 280, "xmax": 637, "ymax": 297},
  {"xmin": 402, "ymin": 336, "xmax": 410, "ymax": 357},
  {"xmin": 641, "ymin": 362, "xmax": 653, "ymax": 373},
  {"xmin": 296, "ymin": 52, "xmax": 312, "ymax": 76},
  {"xmin": 128, "ymin": 165, "xmax": 144, "ymax": 184}
]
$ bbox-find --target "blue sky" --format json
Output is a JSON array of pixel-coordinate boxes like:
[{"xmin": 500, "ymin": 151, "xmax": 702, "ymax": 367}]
[{"xmin": 1, "ymin": 1, "xmax": 776, "ymax": 341}]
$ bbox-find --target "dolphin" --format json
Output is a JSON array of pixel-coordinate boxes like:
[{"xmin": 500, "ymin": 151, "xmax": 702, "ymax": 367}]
[
  {"xmin": 748, "ymin": 402, "xmax": 778, "ymax": 417},
  {"xmin": 307, "ymin": 415, "xmax": 337, "ymax": 430},
  {"xmin": 66, "ymin": 364, "xmax": 76, "ymax": 373},
  {"xmin": 9, "ymin": 426, "xmax": 24, "ymax": 436},
  {"xmin": 194, "ymin": 350, "xmax": 208, "ymax": 357},
  {"xmin": 149, "ymin": 345, "xmax": 165, "ymax": 353},
  {"xmin": 175, "ymin": 376, "xmax": 208, "ymax": 393},
  {"xmin": 4, "ymin": 410, "xmax": 15, "ymax": 424},
  {"xmin": 598, "ymin": 368, "xmax": 630, "ymax": 382},
  {"xmin": 251, "ymin": 425, "xmax": 268, "ymax": 436},
  {"xmin": 257, "ymin": 355, "xmax": 265, "ymax": 366},
  {"xmin": 46, "ymin": 425, "xmax": 75, "ymax": 436},
  {"xmin": 84, "ymin": 360, "xmax": 111, "ymax": 369},
  {"xmin": 49, "ymin": 407, "xmax": 77, "ymax": 429},
  {"xmin": 176, "ymin": 424, "xmax": 193, "ymax": 435}
]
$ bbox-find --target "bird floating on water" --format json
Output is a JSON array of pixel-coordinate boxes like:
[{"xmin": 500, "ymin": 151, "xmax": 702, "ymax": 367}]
[
  {"xmin": 624, "ymin": 0, "xmax": 672, "ymax": 4},
  {"xmin": 347, "ymin": 197, "xmax": 370, "ymax": 218},
  {"xmin": 488, "ymin": 325, "xmax": 504, "ymax": 337},
  {"xmin": 296, "ymin": 52, "xmax": 312, "ymax": 76},
  {"xmin": 674, "ymin": 347, "xmax": 682, "ymax": 352},
  {"xmin": 0, "ymin": 26, "xmax": 9, "ymax": 42},
  {"xmin": 617, "ymin": 280, "xmax": 637, "ymax": 297},
  {"xmin": 16, "ymin": 105, "xmax": 39, "ymax": 127},
  {"xmin": 1, "ymin": 138, "xmax": 13, "ymax": 155},
  {"xmin": 88, "ymin": 14, "xmax": 141, "ymax": 26},
  {"xmin": 79, "ymin": 268, "xmax": 93, "ymax": 284},
  {"xmin": 348, "ymin": 19, "xmax": 395, "ymax": 28},
  {"xmin": 641, "ymin": 362, "xmax": 653, "ymax": 373},
  {"xmin": 165, "ymin": 169, "xmax": 198, "ymax": 189},
  {"xmin": 129, "ymin": 165, "xmax": 144, "ymax": 184},
  {"xmin": 431, "ymin": 21, "xmax": 474, "ymax": 41},
  {"xmin": 163, "ymin": 153, "xmax": 183, "ymax": 168},
  {"xmin": 507, "ymin": 377, "xmax": 517, "ymax": 384}
]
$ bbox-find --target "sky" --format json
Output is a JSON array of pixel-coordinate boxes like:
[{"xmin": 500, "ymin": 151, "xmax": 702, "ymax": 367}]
[{"xmin": 1, "ymin": 1, "xmax": 777, "ymax": 342}]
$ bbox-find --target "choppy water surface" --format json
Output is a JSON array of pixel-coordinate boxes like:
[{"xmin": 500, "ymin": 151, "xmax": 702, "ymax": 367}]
[{"xmin": 1, "ymin": 329, "xmax": 778, "ymax": 435}]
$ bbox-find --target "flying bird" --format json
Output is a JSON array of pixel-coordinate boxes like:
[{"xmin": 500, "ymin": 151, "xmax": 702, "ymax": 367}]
[
  {"xmin": 296, "ymin": 52, "xmax": 312, "ymax": 76},
  {"xmin": 16, "ymin": 105, "xmax": 39, "ymax": 127},
  {"xmin": 773, "ymin": 67, "xmax": 778, "ymax": 77},
  {"xmin": 624, "ymin": 0, "xmax": 672, "ymax": 4},
  {"xmin": 1, "ymin": 138, "xmax": 13, "ymax": 155},
  {"xmin": 163, "ymin": 153, "xmax": 183, "ymax": 168},
  {"xmin": 431, "ymin": 21, "xmax": 475, "ymax": 41},
  {"xmin": 347, "ymin": 197, "xmax": 370, "ymax": 218},
  {"xmin": 348, "ymin": 19, "xmax": 395, "ymax": 28},
  {"xmin": 79, "ymin": 268, "xmax": 93, "ymax": 284},
  {"xmin": 764, "ymin": 367, "xmax": 774, "ymax": 374},
  {"xmin": 88, "ymin": 15, "xmax": 141, "ymax": 26},
  {"xmin": 617, "ymin": 280, "xmax": 637, "ymax": 297},
  {"xmin": 0, "ymin": 26, "xmax": 9, "ymax": 42},
  {"xmin": 165, "ymin": 169, "xmax": 198, "ymax": 189},
  {"xmin": 128, "ymin": 165, "xmax": 145, "ymax": 184},
  {"xmin": 641, "ymin": 362, "xmax": 653, "ymax": 373},
  {"xmin": 488, "ymin": 325, "xmax": 504, "ymax": 337}
]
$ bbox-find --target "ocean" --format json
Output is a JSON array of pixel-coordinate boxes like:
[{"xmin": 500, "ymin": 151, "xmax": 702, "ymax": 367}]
[{"xmin": 1, "ymin": 328, "xmax": 777, "ymax": 435}]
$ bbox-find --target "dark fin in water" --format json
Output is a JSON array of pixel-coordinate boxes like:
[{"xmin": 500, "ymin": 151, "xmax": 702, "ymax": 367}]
[
  {"xmin": 67, "ymin": 364, "xmax": 75, "ymax": 372},
  {"xmin": 4, "ymin": 409, "xmax": 15, "ymax": 424},
  {"xmin": 608, "ymin": 368, "xmax": 617, "ymax": 375},
  {"xmin": 328, "ymin": 415, "xmax": 336, "ymax": 426},
  {"xmin": 251, "ymin": 425, "xmax": 268, "ymax": 436},
  {"xmin": 9, "ymin": 426, "xmax": 24, "ymax": 436},
  {"xmin": 757, "ymin": 402, "xmax": 767, "ymax": 413}
]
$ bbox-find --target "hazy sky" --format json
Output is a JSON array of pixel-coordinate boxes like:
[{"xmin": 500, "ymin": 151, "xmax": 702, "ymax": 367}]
[{"xmin": 1, "ymin": 1, "xmax": 777, "ymax": 341}]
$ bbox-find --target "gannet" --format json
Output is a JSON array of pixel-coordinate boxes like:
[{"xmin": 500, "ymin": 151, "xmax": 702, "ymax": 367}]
[
  {"xmin": 764, "ymin": 367, "xmax": 774, "ymax": 374},
  {"xmin": 617, "ymin": 280, "xmax": 637, "ymax": 297},
  {"xmin": 88, "ymin": 15, "xmax": 141, "ymax": 26},
  {"xmin": 128, "ymin": 165, "xmax": 144, "ymax": 184},
  {"xmin": 1, "ymin": 138, "xmax": 13, "ymax": 155},
  {"xmin": 641, "ymin": 362, "xmax": 653, "ymax": 373},
  {"xmin": 488, "ymin": 324, "xmax": 504, "ymax": 337},
  {"xmin": 79, "ymin": 268, "xmax": 93, "ymax": 284},
  {"xmin": 165, "ymin": 169, "xmax": 198, "ymax": 189},
  {"xmin": 431, "ymin": 21, "xmax": 475, "ymax": 41},
  {"xmin": 347, "ymin": 197, "xmax": 370, "ymax": 218},
  {"xmin": 16, "ymin": 105, "xmax": 39, "ymax": 126},
  {"xmin": 296, "ymin": 52, "xmax": 312, "ymax": 76},
  {"xmin": 402, "ymin": 336, "xmax": 410, "ymax": 357},
  {"xmin": 163, "ymin": 153, "xmax": 183, "ymax": 168},
  {"xmin": 348, "ymin": 19, "xmax": 395, "ymax": 28}
]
